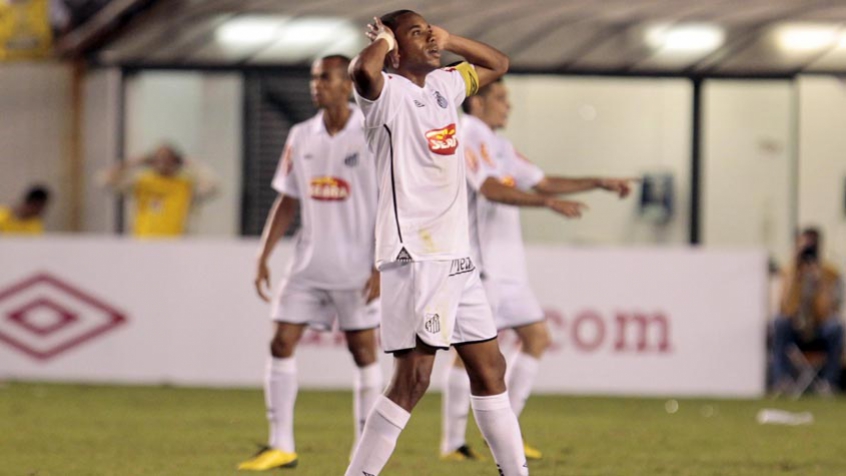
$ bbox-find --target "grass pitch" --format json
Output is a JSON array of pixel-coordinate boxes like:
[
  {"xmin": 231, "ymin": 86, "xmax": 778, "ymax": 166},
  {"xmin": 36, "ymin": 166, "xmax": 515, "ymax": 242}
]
[{"xmin": 2, "ymin": 382, "xmax": 845, "ymax": 475}]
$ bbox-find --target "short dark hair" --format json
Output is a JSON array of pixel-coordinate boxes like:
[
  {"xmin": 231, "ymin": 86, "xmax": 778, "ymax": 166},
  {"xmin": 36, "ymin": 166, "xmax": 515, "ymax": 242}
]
[
  {"xmin": 461, "ymin": 77, "xmax": 504, "ymax": 114},
  {"xmin": 24, "ymin": 185, "xmax": 50, "ymax": 204},
  {"xmin": 801, "ymin": 226, "xmax": 822, "ymax": 244},
  {"xmin": 320, "ymin": 54, "xmax": 351, "ymax": 71},
  {"xmin": 380, "ymin": 10, "xmax": 417, "ymax": 34}
]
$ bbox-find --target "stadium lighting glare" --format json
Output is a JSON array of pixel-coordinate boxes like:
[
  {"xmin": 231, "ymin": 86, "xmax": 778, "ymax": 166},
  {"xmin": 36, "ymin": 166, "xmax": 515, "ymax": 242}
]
[
  {"xmin": 216, "ymin": 16, "xmax": 357, "ymax": 54},
  {"xmin": 216, "ymin": 16, "xmax": 287, "ymax": 47},
  {"xmin": 645, "ymin": 24, "xmax": 725, "ymax": 53},
  {"xmin": 275, "ymin": 17, "xmax": 354, "ymax": 49},
  {"xmin": 839, "ymin": 32, "xmax": 846, "ymax": 49},
  {"xmin": 776, "ymin": 24, "xmax": 840, "ymax": 52}
]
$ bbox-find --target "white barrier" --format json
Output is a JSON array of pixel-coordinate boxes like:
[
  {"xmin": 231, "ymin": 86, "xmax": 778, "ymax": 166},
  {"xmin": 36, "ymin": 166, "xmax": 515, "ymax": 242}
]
[{"xmin": 0, "ymin": 237, "xmax": 767, "ymax": 397}]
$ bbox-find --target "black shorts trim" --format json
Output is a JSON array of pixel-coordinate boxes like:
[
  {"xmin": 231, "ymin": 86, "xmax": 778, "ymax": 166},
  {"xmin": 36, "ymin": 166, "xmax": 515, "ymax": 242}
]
[
  {"xmin": 452, "ymin": 335, "xmax": 498, "ymax": 347},
  {"xmin": 341, "ymin": 324, "xmax": 381, "ymax": 333}
]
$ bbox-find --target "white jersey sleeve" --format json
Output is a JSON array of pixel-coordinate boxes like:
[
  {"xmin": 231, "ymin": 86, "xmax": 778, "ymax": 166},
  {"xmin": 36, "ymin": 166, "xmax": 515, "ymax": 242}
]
[
  {"xmin": 502, "ymin": 140, "xmax": 545, "ymax": 191},
  {"xmin": 271, "ymin": 126, "xmax": 300, "ymax": 198},
  {"xmin": 354, "ymin": 72, "xmax": 402, "ymax": 129}
]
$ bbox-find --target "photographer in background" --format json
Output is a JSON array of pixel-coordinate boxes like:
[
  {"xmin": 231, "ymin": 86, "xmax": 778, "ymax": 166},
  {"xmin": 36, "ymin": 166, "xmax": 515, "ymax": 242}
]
[{"xmin": 773, "ymin": 227, "xmax": 845, "ymax": 395}]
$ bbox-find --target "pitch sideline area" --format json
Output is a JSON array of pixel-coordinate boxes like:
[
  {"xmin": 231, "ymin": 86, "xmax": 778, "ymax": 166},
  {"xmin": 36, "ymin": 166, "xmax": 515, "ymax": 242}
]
[{"xmin": 1, "ymin": 382, "xmax": 844, "ymax": 475}]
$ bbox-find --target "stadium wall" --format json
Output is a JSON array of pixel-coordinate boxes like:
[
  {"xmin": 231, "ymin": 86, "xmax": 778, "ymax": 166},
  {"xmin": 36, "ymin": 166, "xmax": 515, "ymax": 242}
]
[
  {"xmin": 0, "ymin": 62, "xmax": 72, "ymax": 231},
  {"xmin": 0, "ymin": 237, "xmax": 767, "ymax": 398}
]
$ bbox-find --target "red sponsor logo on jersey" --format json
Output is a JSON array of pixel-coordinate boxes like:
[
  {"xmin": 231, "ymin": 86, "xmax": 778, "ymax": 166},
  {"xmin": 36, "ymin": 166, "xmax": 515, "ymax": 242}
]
[
  {"xmin": 310, "ymin": 177, "xmax": 350, "ymax": 201},
  {"xmin": 426, "ymin": 124, "xmax": 459, "ymax": 155}
]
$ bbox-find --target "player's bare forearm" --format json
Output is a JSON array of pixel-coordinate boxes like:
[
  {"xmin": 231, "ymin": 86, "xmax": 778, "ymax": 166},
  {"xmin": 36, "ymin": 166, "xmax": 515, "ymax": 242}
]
[
  {"xmin": 480, "ymin": 177, "xmax": 548, "ymax": 207},
  {"xmin": 444, "ymin": 34, "xmax": 509, "ymax": 88},
  {"xmin": 257, "ymin": 195, "xmax": 298, "ymax": 262},
  {"xmin": 534, "ymin": 177, "xmax": 600, "ymax": 196},
  {"xmin": 349, "ymin": 37, "xmax": 390, "ymax": 99}
]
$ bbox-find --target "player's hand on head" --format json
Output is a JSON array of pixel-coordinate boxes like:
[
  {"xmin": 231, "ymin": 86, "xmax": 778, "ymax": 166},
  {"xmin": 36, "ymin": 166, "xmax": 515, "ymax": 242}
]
[
  {"xmin": 254, "ymin": 260, "xmax": 272, "ymax": 303},
  {"xmin": 362, "ymin": 268, "xmax": 381, "ymax": 304},
  {"xmin": 547, "ymin": 199, "xmax": 588, "ymax": 218},
  {"xmin": 600, "ymin": 178, "xmax": 639, "ymax": 199},
  {"xmin": 366, "ymin": 17, "xmax": 399, "ymax": 68},
  {"xmin": 366, "ymin": 17, "xmax": 393, "ymax": 43},
  {"xmin": 431, "ymin": 25, "xmax": 450, "ymax": 51}
]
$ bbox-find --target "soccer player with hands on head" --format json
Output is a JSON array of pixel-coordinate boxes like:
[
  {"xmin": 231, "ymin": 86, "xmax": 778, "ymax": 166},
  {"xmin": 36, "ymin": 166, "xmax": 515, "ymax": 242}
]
[{"xmin": 345, "ymin": 10, "xmax": 529, "ymax": 476}]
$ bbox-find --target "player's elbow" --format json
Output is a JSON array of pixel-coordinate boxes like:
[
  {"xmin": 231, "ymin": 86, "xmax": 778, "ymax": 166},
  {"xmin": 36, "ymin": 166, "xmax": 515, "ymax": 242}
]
[
  {"xmin": 492, "ymin": 53, "xmax": 510, "ymax": 77},
  {"xmin": 480, "ymin": 178, "xmax": 505, "ymax": 202},
  {"xmin": 349, "ymin": 56, "xmax": 374, "ymax": 87}
]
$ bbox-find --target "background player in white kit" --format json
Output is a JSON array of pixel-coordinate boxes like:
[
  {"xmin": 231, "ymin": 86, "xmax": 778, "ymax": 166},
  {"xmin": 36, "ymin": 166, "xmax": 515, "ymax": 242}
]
[
  {"xmin": 345, "ymin": 10, "xmax": 529, "ymax": 476},
  {"xmin": 440, "ymin": 78, "xmax": 637, "ymax": 462},
  {"xmin": 238, "ymin": 55, "xmax": 382, "ymax": 472}
]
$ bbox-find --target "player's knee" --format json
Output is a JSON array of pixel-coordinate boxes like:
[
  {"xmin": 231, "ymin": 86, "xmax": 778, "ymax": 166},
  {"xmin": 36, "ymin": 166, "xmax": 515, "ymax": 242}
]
[
  {"xmin": 525, "ymin": 332, "xmax": 551, "ymax": 357},
  {"xmin": 467, "ymin": 351, "xmax": 506, "ymax": 390},
  {"xmin": 398, "ymin": 365, "xmax": 432, "ymax": 400},
  {"xmin": 269, "ymin": 334, "xmax": 296, "ymax": 358},
  {"xmin": 348, "ymin": 342, "xmax": 377, "ymax": 367}
]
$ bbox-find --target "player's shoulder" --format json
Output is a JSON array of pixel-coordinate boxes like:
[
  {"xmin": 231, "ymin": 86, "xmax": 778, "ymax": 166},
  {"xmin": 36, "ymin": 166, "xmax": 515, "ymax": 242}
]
[{"xmin": 461, "ymin": 115, "xmax": 493, "ymax": 142}]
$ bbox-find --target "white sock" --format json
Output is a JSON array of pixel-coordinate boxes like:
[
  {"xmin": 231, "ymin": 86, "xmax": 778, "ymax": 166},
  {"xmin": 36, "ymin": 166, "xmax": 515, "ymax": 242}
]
[
  {"xmin": 265, "ymin": 357, "xmax": 297, "ymax": 453},
  {"xmin": 508, "ymin": 353, "xmax": 540, "ymax": 418},
  {"xmin": 345, "ymin": 395, "xmax": 411, "ymax": 476},
  {"xmin": 353, "ymin": 363, "xmax": 383, "ymax": 445},
  {"xmin": 440, "ymin": 364, "xmax": 471, "ymax": 454},
  {"xmin": 471, "ymin": 392, "xmax": 529, "ymax": 476}
]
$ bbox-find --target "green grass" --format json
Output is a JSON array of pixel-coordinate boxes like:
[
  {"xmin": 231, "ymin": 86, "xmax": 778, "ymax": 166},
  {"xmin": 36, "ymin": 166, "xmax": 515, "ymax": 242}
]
[{"xmin": 1, "ymin": 382, "xmax": 845, "ymax": 475}]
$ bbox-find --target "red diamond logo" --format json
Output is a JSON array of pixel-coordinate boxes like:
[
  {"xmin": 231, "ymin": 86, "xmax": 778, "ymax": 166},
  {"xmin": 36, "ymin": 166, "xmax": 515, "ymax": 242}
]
[
  {"xmin": 8, "ymin": 298, "xmax": 79, "ymax": 336},
  {"xmin": 0, "ymin": 273, "xmax": 127, "ymax": 361}
]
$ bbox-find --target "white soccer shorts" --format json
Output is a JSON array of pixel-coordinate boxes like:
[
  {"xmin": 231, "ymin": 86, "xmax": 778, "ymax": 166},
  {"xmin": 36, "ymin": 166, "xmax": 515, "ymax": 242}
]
[
  {"xmin": 483, "ymin": 279, "xmax": 546, "ymax": 331},
  {"xmin": 271, "ymin": 278, "xmax": 380, "ymax": 331},
  {"xmin": 379, "ymin": 257, "xmax": 497, "ymax": 353}
]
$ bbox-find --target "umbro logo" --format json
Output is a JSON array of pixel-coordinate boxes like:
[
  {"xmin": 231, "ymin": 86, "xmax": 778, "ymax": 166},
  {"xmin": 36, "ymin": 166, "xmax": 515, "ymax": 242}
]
[
  {"xmin": 413, "ymin": 100, "xmax": 425, "ymax": 108},
  {"xmin": 363, "ymin": 472, "xmax": 375, "ymax": 476},
  {"xmin": 344, "ymin": 152, "xmax": 359, "ymax": 167},
  {"xmin": 434, "ymin": 91, "xmax": 448, "ymax": 109},
  {"xmin": 425, "ymin": 313, "xmax": 441, "ymax": 334},
  {"xmin": 396, "ymin": 247, "xmax": 413, "ymax": 262}
]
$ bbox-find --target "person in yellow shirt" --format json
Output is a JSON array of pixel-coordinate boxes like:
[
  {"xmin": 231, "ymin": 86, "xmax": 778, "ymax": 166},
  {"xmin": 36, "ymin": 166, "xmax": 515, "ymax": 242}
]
[
  {"xmin": 0, "ymin": 186, "xmax": 51, "ymax": 236},
  {"xmin": 102, "ymin": 144, "xmax": 218, "ymax": 238}
]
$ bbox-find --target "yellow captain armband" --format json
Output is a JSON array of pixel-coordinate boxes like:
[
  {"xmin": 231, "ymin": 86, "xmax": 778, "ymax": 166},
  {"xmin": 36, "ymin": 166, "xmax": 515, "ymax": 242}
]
[{"xmin": 452, "ymin": 62, "xmax": 480, "ymax": 97}]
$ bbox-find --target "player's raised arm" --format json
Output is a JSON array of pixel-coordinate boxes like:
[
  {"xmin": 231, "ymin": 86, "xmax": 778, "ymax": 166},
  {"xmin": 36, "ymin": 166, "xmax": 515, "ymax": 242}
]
[
  {"xmin": 349, "ymin": 17, "xmax": 396, "ymax": 100},
  {"xmin": 432, "ymin": 26, "xmax": 509, "ymax": 89}
]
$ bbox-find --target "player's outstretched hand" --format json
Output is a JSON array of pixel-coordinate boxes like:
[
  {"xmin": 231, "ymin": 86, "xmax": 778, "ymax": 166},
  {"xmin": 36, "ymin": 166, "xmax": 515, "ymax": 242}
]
[
  {"xmin": 598, "ymin": 178, "xmax": 639, "ymax": 199},
  {"xmin": 362, "ymin": 268, "xmax": 381, "ymax": 304},
  {"xmin": 255, "ymin": 260, "xmax": 272, "ymax": 303},
  {"xmin": 546, "ymin": 198, "xmax": 588, "ymax": 218}
]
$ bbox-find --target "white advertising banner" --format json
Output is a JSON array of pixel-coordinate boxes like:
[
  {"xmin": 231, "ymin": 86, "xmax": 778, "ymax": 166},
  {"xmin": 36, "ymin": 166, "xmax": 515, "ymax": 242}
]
[{"xmin": 0, "ymin": 237, "xmax": 767, "ymax": 397}]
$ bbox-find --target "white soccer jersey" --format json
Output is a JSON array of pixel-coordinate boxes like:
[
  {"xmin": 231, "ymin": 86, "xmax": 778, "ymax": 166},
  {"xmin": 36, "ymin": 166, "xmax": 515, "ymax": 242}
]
[
  {"xmin": 463, "ymin": 114, "xmax": 545, "ymax": 283},
  {"xmin": 354, "ymin": 68, "xmax": 472, "ymax": 269},
  {"xmin": 271, "ymin": 106, "xmax": 377, "ymax": 289}
]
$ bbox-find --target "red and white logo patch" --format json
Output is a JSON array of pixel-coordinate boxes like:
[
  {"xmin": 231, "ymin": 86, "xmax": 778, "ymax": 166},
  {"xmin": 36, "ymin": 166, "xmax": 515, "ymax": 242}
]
[
  {"xmin": 425, "ymin": 124, "xmax": 459, "ymax": 156},
  {"xmin": 0, "ymin": 273, "xmax": 127, "ymax": 361},
  {"xmin": 310, "ymin": 177, "xmax": 350, "ymax": 201}
]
